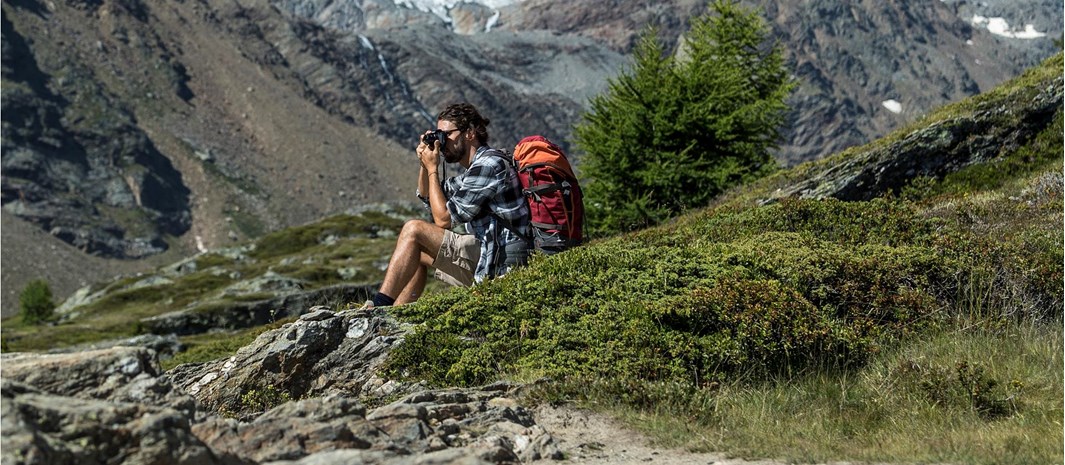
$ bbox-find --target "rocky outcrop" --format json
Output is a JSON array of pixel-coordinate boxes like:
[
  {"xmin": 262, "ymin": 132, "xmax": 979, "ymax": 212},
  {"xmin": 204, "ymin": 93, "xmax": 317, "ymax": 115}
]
[
  {"xmin": 165, "ymin": 307, "xmax": 407, "ymax": 416},
  {"xmin": 2, "ymin": 308, "xmax": 564, "ymax": 465},
  {"xmin": 1, "ymin": 381, "xmax": 234, "ymax": 465},
  {"xmin": 765, "ymin": 70, "xmax": 1063, "ymax": 202},
  {"xmin": 1, "ymin": 12, "xmax": 192, "ymax": 259},
  {"xmin": 1, "ymin": 347, "xmax": 197, "ymax": 414}
]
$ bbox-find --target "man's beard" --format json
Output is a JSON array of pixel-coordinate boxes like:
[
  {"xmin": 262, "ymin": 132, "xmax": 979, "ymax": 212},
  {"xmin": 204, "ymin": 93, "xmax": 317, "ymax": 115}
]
[{"xmin": 443, "ymin": 137, "xmax": 464, "ymax": 163}]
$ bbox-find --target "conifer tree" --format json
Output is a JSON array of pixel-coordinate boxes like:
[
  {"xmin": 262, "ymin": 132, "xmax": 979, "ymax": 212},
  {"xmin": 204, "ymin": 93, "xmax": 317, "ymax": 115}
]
[
  {"xmin": 20, "ymin": 279, "xmax": 55, "ymax": 325},
  {"xmin": 575, "ymin": 0, "xmax": 794, "ymax": 235}
]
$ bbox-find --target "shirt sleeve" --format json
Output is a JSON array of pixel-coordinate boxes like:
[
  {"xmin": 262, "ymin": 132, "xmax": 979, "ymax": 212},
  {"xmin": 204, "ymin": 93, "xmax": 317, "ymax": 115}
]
[{"xmin": 445, "ymin": 158, "xmax": 505, "ymax": 224}]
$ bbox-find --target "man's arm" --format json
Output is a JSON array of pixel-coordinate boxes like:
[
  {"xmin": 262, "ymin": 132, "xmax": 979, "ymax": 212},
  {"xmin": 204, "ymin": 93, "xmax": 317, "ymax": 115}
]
[
  {"xmin": 424, "ymin": 169, "xmax": 451, "ymax": 229},
  {"xmin": 416, "ymin": 141, "xmax": 452, "ymax": 229},
  {"xmin": 416, "ymin": 165, "xmax": 430, "ymax": 204}
]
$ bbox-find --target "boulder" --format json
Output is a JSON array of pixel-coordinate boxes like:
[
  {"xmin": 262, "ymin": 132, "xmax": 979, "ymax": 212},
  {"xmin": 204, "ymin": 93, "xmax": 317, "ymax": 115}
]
[
  {"xmin": 164, "ymin": 307, "xmax": 406, "ymax": 417},
  {"xmin": 0, "ymin": 380, "xmax": 235, "ymax": 465},
  {"xmin": 192, "ymin": 396, "xmax": 382, "ymax": 463}
]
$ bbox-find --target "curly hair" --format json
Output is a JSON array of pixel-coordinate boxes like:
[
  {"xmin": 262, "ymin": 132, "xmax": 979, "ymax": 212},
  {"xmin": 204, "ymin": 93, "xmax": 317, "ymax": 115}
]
[{"xmin": 438, "ymin": 103, "xmax": 490, "ymax": 145}]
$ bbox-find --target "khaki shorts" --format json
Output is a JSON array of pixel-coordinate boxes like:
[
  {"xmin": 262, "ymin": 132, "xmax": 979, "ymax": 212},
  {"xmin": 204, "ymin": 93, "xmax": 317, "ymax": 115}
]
[{"xmin": 433, "ymin": 230, "xmax": 480, "ymax": 287}]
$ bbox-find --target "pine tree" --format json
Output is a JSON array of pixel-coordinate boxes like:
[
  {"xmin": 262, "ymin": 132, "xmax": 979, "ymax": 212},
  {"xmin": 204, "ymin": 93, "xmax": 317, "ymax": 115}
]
[
  {"xmin": 20, "ymin": 279, "xmax": 55, "ymax": 325},
  {"xmin": 575, "ymin": 0, "xmax": 794, "ymax": 235}
]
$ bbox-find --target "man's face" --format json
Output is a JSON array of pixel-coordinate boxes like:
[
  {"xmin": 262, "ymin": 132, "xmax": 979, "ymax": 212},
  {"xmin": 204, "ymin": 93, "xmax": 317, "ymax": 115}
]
[{"xmin": 437, "ymin": 120, "xmax": 464, "ymax": 163}]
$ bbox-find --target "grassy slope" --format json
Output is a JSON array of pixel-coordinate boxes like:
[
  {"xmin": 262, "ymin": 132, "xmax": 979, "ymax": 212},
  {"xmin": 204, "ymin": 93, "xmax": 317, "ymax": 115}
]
[
  {"xmin": 385, "ymin": 54, "xmax": 1064, "ymax": 463},
  {"xmin": 0, "ymin": 211, "xmax": 419, "ymax": 352}
]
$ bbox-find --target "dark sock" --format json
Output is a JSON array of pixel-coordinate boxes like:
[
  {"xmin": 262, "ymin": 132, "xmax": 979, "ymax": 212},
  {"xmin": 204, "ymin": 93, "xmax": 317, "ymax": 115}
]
[{"xmin": 372, "ymin": 292, "xmax": 396, "ymax": 307}]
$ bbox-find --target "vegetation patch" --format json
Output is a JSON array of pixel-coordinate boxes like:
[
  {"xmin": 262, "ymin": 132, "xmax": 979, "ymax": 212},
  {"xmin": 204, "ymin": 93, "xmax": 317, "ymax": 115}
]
[
  {"xmin": 161, "ymin": 318, "xmax": 293, "ymax": 370},
  {"xmin": 250, "ymin": 213, "xmax": 404, "ymax": 260}
]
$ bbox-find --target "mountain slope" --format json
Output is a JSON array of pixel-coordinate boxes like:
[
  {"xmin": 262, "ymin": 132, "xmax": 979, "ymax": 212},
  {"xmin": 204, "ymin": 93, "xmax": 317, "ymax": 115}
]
[{"xmin": 1, "ymin": 0, "xmax": 1060, "ymax": 317}]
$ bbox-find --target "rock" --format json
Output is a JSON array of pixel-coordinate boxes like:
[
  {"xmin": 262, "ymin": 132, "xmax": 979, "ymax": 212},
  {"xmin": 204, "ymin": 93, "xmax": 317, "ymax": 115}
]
[
  {"xmin": 0, "ymin": 347, "xmax": 197, "ymax": 416},
  {"xmin": 192, "ymin": 396, "xmax": 382, "ymax": 463},
  {"xmin": 0, "ymin": 305, "xmax": 566, "ymax": 464},
  {"xmin": 764, "ymin": 73, "xmax": 1063, "ymax": 202},
  {"xmin": 164, "ymin": 309, "xmax": 405, "ymax": 417},
  {"xmin": 49, "ymin": 333, "xmax": 185, "ymax": 359},
  {"xmin": 450, "ymin": 2, "xmax": 495, "ymax": 35},
  {"xmin": 262, "ymin": 448, "xmax": 493, "ymax": 465},
  {"xmin": 0, "ymin": 380, "xmax": 229, "ymax": 465},
  {"xmin": 217, "ymin": 271, "xmax": 306, "ymax": 297}
]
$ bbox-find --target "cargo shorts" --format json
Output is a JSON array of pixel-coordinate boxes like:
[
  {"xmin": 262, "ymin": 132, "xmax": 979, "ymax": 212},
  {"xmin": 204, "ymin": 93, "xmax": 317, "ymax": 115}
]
[{"xmin": 433, "ymin": 230, "xmax": 480, "ymax": 287}]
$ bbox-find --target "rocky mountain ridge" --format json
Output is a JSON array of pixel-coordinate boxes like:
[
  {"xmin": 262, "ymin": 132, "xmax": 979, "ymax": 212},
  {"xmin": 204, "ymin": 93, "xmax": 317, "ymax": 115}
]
[{"xmin": 1, "ymin": 0, "xmax": 1061, "ymax": 315}]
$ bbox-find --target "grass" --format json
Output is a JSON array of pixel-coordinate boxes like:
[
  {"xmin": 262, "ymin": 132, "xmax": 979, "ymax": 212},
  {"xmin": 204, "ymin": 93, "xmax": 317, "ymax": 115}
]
[{"xmin": 584, "ymin": 321, "xmax": 1062, "ymax": 465}]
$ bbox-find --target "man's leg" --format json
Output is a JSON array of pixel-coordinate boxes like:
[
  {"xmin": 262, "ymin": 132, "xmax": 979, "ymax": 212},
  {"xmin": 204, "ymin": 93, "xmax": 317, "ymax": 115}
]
[
  {"xmin": 394, "ymin": 251, "xmax": 435, "ymax": 305},
  {"xmin": 375, "ymin": 219, "xmax": 445, "ymax": 305}
]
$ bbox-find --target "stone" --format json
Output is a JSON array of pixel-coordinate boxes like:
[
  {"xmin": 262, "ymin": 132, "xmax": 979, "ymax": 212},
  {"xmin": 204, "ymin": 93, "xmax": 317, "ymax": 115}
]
[
  {"xmin": 0, "ymin": 347, "xmax": 196, "ymax": 416},
  {"xmin": 0, "ymin": 380, "xmax": 226, "ymax": 465},
  {"xmin": 192, "ymin": 396, "xmax": 381, "ymax": 463}
]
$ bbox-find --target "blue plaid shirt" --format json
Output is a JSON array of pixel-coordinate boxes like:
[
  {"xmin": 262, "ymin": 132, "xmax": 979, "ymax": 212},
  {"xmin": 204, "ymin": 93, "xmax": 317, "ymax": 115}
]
[{"xmin": 440, "ymin": 146, "xmax": 531, "ymax": 282}]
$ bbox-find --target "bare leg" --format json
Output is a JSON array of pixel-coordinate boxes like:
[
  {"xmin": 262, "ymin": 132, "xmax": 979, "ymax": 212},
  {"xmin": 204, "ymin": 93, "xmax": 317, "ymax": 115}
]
[
  {"xmin": 379, "ymin": 219, "xmax": 445, "ymax": 303},
  {"xmin": 395, "ymin": 251, "xmax": 436, "ymax": 305}
]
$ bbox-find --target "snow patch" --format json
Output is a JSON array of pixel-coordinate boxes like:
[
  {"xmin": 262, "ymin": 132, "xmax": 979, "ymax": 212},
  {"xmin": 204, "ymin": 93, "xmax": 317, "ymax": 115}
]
[
  {"xmin": 971, "ymin": 15, "xmax": 1048, "ymax": 39},
  {"xmin": 393, "ymin": 0, "xmax": 521, "ymax": 27},
  {"xmin": 882, "ymin": 99, "xmax": 903, "ymax": 114}
]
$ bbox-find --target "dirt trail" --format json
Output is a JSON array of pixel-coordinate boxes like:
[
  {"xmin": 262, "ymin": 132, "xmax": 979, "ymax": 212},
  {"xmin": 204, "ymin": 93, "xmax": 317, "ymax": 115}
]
[{"xmin": 533, "ymin": 405, "xmax": 787, "ymax": 465}]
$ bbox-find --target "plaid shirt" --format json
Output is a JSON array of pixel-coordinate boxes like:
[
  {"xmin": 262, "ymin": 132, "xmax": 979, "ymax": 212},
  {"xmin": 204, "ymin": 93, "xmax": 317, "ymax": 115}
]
[{"xmin": 441, "ymin": 146, "xmax": 531, "ymax": 282}]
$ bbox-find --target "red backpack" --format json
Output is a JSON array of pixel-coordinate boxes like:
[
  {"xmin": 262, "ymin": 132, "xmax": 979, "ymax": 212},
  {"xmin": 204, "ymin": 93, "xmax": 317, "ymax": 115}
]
[{"xmin": 510, "ymin": 136, "xmax": 584, "ymax": 254}]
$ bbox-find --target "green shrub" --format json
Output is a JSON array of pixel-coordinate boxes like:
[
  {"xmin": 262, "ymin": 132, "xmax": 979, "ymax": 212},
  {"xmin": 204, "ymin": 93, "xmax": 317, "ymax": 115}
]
[
  {"xmin": 389, "ymin": 202, "xmax": 950, "ymax": 387},
  {"xmin": 240, "ymin": 385, "xmax": 291, "ymax": 413},
  {"xmin": 19, "ymin": 279, "xmax": 55, "ymax": 325}
]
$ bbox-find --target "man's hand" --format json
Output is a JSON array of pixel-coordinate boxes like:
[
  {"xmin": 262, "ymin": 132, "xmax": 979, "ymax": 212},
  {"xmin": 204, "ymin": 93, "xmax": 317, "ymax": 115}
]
[{"xmin": 417, "ymin": 131, "xmax": 441, "ymax": 169}]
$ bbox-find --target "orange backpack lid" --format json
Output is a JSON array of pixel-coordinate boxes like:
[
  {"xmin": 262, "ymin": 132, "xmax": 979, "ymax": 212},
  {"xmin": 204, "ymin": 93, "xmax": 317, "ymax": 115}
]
[{"xmin": 514, "ymin": 136, "xmax": 576, "ymax": 178}]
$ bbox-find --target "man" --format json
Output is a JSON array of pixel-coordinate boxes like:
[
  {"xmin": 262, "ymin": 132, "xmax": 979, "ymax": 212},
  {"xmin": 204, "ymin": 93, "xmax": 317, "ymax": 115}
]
[{"xmin": 363, "ymin": 103, "xmax": 531, "ymax": 308}]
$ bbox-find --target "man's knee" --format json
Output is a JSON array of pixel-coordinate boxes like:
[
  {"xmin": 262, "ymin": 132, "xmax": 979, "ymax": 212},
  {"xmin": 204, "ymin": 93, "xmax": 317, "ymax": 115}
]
[{"xmin": 400, "ymin": 219, "xmax": 443, "ymax": 251}]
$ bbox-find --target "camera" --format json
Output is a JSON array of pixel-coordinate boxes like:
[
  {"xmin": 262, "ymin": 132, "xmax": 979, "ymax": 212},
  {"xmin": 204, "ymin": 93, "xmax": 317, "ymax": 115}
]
[{"xmin": 422, "ymin": 129, "xmax": 447, "ymax": 150}]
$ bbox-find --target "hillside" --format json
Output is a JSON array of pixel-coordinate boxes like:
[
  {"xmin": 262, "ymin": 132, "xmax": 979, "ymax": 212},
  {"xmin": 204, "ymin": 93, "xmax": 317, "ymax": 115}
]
[
  {"xmin": 2, "ymin": 0, "xmax": 1060, "ymax": 317},
  {"xmin": 2, "ymin": 49, "xmax": 1061, "ymax": 465}
]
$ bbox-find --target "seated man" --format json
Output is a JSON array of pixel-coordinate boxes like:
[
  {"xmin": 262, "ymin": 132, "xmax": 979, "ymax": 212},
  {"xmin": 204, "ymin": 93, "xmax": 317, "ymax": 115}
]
[{"xmin": 363, "ymin": 103, "xmax": 531, "ymax": 308}]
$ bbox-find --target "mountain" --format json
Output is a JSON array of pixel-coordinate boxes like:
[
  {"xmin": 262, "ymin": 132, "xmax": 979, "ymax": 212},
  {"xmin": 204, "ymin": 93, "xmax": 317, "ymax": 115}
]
[{"xmin": 1, "ymin": 0, "xmax": 1060, "ymax": 316}]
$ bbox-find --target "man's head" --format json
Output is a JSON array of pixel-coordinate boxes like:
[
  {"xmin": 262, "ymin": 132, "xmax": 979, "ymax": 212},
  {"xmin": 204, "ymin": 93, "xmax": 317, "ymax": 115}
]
[{"xmin": 436, "ymin": 103, "xmax": 490, "ymax": 164}]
